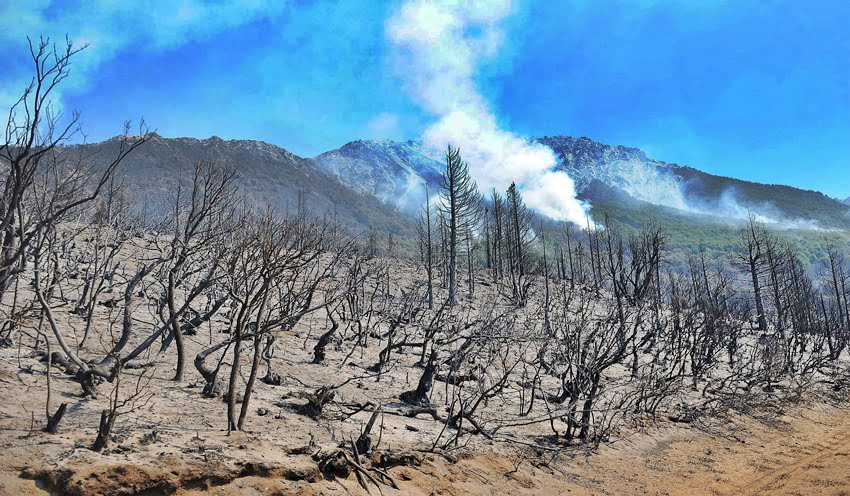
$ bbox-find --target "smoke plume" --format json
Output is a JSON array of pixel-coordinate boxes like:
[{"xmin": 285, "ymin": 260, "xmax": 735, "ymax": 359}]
[
  {"xmin": 386, "ymin": 0, "xmax": 592, "ymax": 225},
  {"xmin": 610, "ymin": 159, "xmax": 835, "ymax": 230}
]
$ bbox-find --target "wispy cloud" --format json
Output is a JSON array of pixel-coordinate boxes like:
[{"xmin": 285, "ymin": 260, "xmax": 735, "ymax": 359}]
[{"xmin": 0, "ymin": 1, "xmax": 286, "ymax": 109}]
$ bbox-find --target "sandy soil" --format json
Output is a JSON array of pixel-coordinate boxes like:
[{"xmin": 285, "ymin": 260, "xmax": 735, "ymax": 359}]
[
  {"xmin": 2, "ymin": 342, "xmax": 849, "ymax": 496},
  {"xmin": 1, "ymin": 250, "xmax": 848, "ymax": 496}
]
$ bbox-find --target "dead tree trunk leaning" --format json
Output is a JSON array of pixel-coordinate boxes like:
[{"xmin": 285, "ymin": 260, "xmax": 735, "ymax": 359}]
[
  {"xmin": 355, "ymin": 406, "xmax": 382, "ymax": 455},
  {"xmin": 45, "ymin": 403, "xmax": 67, "ymax": 434},
  {"xmin": 91, "ymin": 408, "xmax": 117, "ymax": 452},
  {"xmin": 91, "ymin": 361, "xmax": 153, "ymax": 452},
  {"xmin": 313, "ymin": 308, "xmax": 340, "ymax": 364}
]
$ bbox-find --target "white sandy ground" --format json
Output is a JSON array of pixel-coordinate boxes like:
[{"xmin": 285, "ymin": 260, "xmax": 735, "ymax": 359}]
[
  {"xmin": 1, "ymin": 251, "xmax": 849, "ymax": 495},
  {"xmin": 2, "ymin": 324, "xmax": 850, "ymax": 495}
]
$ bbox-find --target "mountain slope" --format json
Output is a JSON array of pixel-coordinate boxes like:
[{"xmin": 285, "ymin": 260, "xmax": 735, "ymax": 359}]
[
  {"xmin": 313, "ymin": 139, "xmax": 443, "ymax": 215},
  {"xmin": 315, "ymin": 135, "xmax": 850, "ymax": 258},
  {"xmin": 536, "ymin": 135, "xmax": 850, "ymax": 230},
  {"xmin": 317, "ymin": 135, "xmax": 850, "ymax": 231},
  {"xmin": 74, "ymin": 133, "xmax": 849, "ymax": 259},
  {"xmin": 74, "ymin": 134, "xmax": 416, "ymax": 236}
]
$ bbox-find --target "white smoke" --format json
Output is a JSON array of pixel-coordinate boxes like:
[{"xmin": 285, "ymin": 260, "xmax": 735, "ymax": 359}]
[
  {"xmin": 386, "ymin": 0, "xmax": 592, "ymax": 225},
  {"xmin": 612, "ymin": 160, "xmax": 835, "ymax": 231},
  {"xmin": 699, "ymin": 188, "xmax": 836, "ymax": 231},
  {"xmin": 580, "ymin": 158, "xmax": 690, "ymax": 210},
  {"xmin": 576, "ymin": 155, "xmax": 836, "ymax": 231}
]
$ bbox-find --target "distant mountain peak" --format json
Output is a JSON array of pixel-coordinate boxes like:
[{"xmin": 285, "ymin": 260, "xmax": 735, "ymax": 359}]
[
  {"xmin": 314, "ymin": 139, "xmax": 443, "ymax": 214},
  {"xmin": 314, "ymin": 135, "xmax": 849, "ymax": 232}
]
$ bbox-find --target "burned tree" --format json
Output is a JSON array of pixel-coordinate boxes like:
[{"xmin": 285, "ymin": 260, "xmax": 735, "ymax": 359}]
[
  {"xmin": 735, "ymin": 215, "xmax": 770, "ymax": 333},
  {"xmin": 438, "ymin": 145, "xmax": 481, "ymax": 305},
  {"xmin": 153, "ymin": 161, "xmax": 237, "ymax": 381},
  {"xmin": 0, "ymin": 36, "xmax": 150, "ymax": 300},
  {"xmin": 503, "ymin": 183, "xmax": 535, "ymax": 306},
  {"xmin": 417, "ymin": 184, "xmax": 435, "ymax": 310}
]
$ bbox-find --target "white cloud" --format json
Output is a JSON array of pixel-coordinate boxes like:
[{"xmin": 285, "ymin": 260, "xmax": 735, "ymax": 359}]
[
  {"xmin": 0, "ymin": 1, "xmax": 286, "ymax": 110},
  {"xmin": 386, "ymin": 0, "xmax": 592, "ymax": 225}
]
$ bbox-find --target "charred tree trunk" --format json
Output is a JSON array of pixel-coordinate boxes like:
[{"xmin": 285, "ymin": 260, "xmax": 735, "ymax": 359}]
[
  {"xmin": 400, "ymin": 350, "xmax": 438, "ymax": 406},
  {"xmin": 44, "ymin": 403, "xmax": 67, "ymax": 434},
  {"xmin": 312, "ymin": 312, "xmax": 339, "ymax": 364},
  {"xmin": 91, "ymin": 409, "xmax": 116, "ymax": 452}
]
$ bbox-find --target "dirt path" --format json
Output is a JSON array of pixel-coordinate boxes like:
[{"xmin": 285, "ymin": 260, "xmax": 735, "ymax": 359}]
[
  {"xmin": 562, "ymin": 403, "xmax": 850, "ymax": 496},
  {"xmin": 733, "ymin": 414, "xmax": 850, "ymax": 496}
]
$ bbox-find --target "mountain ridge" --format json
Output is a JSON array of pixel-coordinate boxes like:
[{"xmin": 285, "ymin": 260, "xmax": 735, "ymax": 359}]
[
  {"xmin": 72, "ymin": 132, "xmax": 850, "ymax": 259},
  {"xmin": 70, "ymin": 133, "xmax": 418, "ymax": 236},
  {"xmin": 312, "ymin": 134, "xmax": 849, "ymax": 230}
]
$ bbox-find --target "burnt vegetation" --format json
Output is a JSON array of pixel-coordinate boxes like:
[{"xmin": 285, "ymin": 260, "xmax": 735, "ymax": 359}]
[{"xmin": 4, "ymin": 37, "xmax": 850, "ymax": 491}]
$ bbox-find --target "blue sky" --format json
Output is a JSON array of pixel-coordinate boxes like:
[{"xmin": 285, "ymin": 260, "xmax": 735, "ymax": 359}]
[{"xmin": 1, "ymin": 0, "xmax": 848, "ymax": 198}]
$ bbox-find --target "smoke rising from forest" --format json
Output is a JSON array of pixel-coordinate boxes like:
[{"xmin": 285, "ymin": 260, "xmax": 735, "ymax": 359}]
[{"xmin": 386, "ymin": 0, "xmax": 592, "ymax": 225}]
